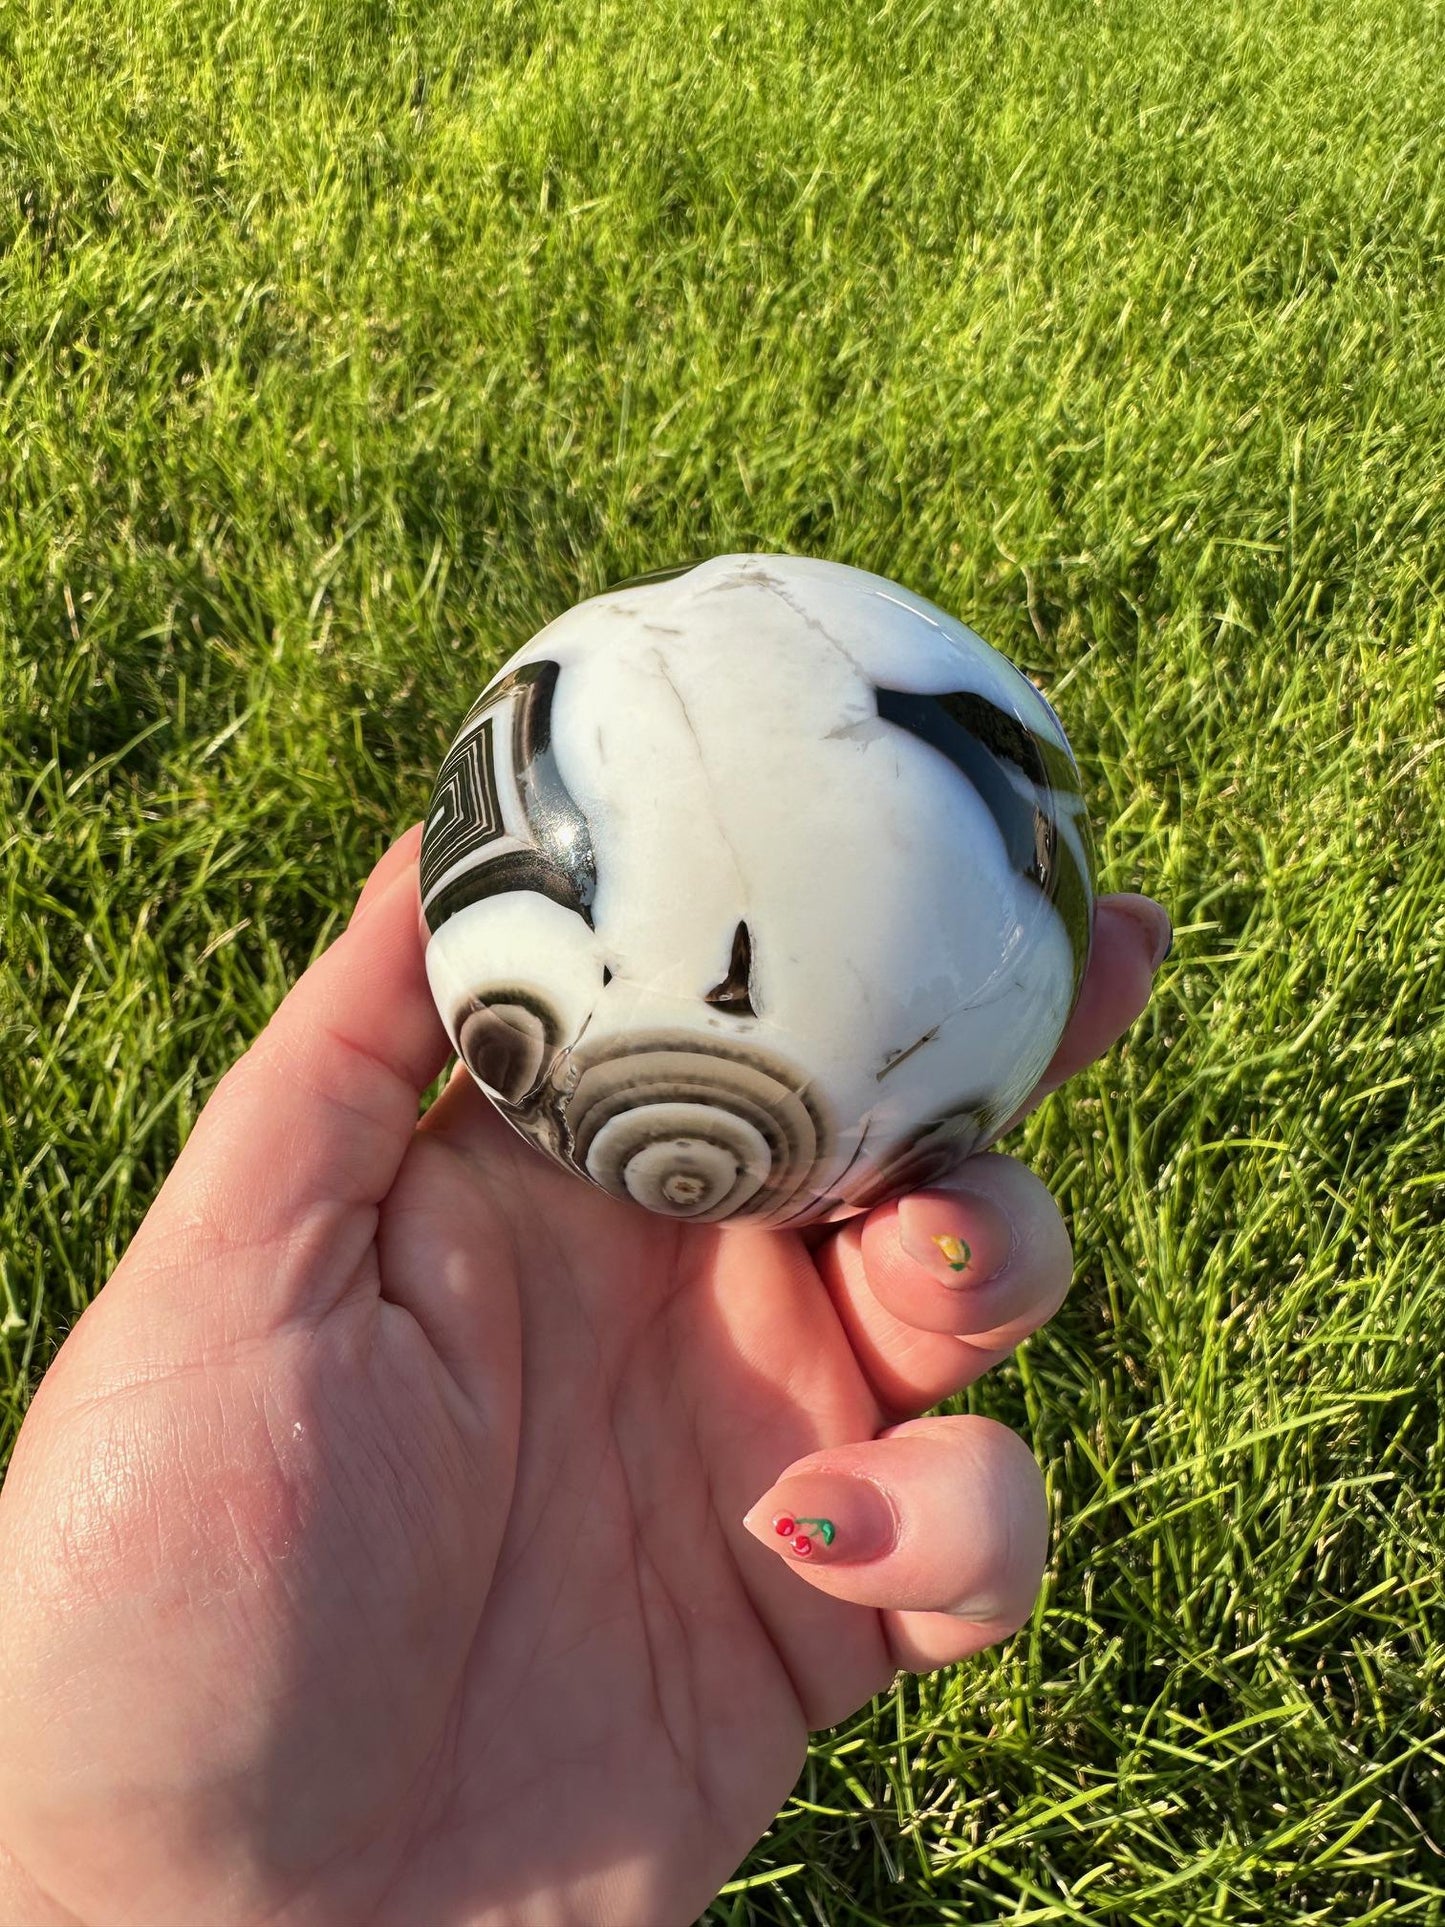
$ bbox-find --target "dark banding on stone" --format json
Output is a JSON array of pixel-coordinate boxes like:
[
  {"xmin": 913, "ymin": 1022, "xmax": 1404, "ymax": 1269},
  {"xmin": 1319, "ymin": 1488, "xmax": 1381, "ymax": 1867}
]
[
  {"xmin": 454, "ymin": 987, "xmax": 562, "ymax": 1102},
  {"xmin": 509, "ymin": 660, "xmax": 598, "ymax": 919},
  {"xmin": 424, "ymin": 848, "xmax": 597, "ymax": 933},
  {"xmin": 420, "ymin": 715, "xmax": 503, "ymax": 908},
  {"xmin": 843, "ymin": 1098, "xmax": 996, "ymax": 1211},
  {"xmin": 421, "ymin": 658, "xmax": 599, "ymax": 935},
  {"xmin": 874, "ymin": 684, "xmax": 1092, "ymax": 996},
  {"xmin": 607, "ymin": 560, "xmax": 709, "ymax": 591},
  {"xmin": 704, "ymin": 921, "xmax": 757, "ymax": 1017},
  {"xmin": 489, "ymin": 1068, "xmax": 578, "ymax": 1170},
  {"xmin": 562, "ymin": 1028, "xmax": 829, "ymax": 1222}
]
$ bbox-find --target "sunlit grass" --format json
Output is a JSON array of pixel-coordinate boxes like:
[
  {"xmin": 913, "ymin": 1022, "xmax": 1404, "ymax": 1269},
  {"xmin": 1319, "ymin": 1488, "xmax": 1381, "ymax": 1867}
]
[{"xmin": 2, "ymin": 0, "xmax": 1442, "ymax": 1917}]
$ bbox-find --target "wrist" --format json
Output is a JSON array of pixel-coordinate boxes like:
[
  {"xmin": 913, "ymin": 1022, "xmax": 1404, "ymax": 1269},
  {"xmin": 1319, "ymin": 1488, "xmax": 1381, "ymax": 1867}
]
[{"xmin": 0, "ymin": 1844, "xmax": 86, "ymax": 1927}]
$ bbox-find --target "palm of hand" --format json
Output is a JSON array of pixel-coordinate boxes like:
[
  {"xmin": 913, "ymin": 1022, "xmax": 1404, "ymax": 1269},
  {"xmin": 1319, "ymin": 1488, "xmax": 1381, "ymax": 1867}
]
[
  {"xmin": 371, "ymin": 1124, "xmax": 888, "ymax": 1927},
  {"xmin": 0, "ymin": 830, "xmax": 1166, "ymax": 1927}
]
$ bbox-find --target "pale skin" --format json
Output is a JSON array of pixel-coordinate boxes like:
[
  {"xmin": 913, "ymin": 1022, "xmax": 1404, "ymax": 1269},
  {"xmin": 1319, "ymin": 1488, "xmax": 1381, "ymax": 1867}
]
[{"xmin": 0, "ymin": 825, "xmax": 1170, "ymax": 1927}]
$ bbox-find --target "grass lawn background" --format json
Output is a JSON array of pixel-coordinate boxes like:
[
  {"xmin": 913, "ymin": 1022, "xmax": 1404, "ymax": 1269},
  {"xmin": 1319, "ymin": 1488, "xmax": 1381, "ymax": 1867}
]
[{"xmin": 2, "ymin": 0, "xmax": 1443, "ymax": 1918}]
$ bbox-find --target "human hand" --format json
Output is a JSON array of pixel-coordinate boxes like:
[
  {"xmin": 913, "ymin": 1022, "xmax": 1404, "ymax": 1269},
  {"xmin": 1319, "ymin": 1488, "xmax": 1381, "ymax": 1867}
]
[{"xmin": 0, "ymin": 824, "xmax": 1170, "ymax": 1927}]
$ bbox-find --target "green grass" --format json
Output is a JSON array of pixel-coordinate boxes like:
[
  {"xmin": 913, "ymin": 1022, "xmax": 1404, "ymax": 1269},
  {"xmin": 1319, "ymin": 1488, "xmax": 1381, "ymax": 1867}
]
[{"xmin": 3, "ymin": 0, "xmax": 1444, "ymax": 1917}]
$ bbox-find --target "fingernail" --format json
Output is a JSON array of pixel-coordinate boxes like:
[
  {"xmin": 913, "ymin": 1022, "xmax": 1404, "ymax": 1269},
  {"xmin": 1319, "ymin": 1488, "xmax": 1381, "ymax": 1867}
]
[
  {"xmin": 897, "ymin": 1190, "xmax": 1015, "ymax": 1288},
  {"xmin": 1119, "ymin": 897, "xmax": 1173, "ymax": 970},
  {"xmin": 348, "ymin": 875, "xmax": 386, "ymax": 929},
  {"xmin": 350, "ymin": 856, "xmax": 413, "ymax": 932},
  {"xmin": 743, "ymin": 1472, "xmax": 899, "ymax": 1566}
]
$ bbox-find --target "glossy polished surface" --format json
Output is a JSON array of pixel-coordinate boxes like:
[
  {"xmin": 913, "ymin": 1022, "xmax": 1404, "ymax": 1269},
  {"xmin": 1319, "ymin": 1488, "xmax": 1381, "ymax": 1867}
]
[{"xmin": 421, "ymin": 554, "xmax": 1094, "ymax": 1227}]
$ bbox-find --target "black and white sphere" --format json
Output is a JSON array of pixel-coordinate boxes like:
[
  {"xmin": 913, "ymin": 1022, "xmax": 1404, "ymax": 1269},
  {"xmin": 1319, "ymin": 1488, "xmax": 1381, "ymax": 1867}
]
[{"xmin": 420, "ymin": 554, "xmax": 1094, "ymax": 1229}]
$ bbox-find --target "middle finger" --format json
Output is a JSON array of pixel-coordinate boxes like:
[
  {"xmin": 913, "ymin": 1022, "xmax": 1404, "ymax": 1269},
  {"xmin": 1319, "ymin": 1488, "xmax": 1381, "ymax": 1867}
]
[{"xmin": 813, "ymin": 1153, "xmax": 1074, "ymax": 1419}]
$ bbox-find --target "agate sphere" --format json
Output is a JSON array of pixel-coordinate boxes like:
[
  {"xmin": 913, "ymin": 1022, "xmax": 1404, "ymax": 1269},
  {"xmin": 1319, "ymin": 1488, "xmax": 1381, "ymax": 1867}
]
[{"xmin": 420, "ymin": 553, "xmax": 1094, "ymax": 1228}]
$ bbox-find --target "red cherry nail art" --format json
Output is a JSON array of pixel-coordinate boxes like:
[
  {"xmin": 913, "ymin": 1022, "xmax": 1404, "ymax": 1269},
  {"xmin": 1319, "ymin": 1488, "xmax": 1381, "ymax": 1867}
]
[{"xmin": 770, "ymin": 1514, "xmax": 835, "ymax": 1557}]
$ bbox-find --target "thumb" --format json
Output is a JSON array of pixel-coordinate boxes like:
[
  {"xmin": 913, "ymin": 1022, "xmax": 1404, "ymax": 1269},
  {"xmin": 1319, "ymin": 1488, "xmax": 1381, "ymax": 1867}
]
[{"xmin": 127, "ymin": 825, "xmax": 453, "ymax": 1327}]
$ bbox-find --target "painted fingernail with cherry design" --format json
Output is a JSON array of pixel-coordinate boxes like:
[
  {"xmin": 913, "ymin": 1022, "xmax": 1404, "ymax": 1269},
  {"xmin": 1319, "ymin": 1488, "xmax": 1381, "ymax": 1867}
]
[{"xmin": 742, "ymin": 1472, "xmax": 898, "ymax": 1566}]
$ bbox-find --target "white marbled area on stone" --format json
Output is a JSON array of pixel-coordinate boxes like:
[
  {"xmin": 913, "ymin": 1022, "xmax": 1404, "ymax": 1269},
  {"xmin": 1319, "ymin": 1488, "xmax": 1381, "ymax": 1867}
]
[
  {"xmin": 520, "ymin": 552, "xmax": 1078, "ymax": 751},
  {"xmin": 427, "ymin": 555, "xmax": 1086, "ymax": 1211}
]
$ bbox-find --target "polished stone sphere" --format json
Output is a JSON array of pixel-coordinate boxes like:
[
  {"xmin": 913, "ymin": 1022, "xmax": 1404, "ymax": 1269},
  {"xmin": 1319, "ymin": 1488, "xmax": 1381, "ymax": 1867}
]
[{"xmin": 420, "ymin": 554, "xmax": 1094, "ymax": 1228}]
